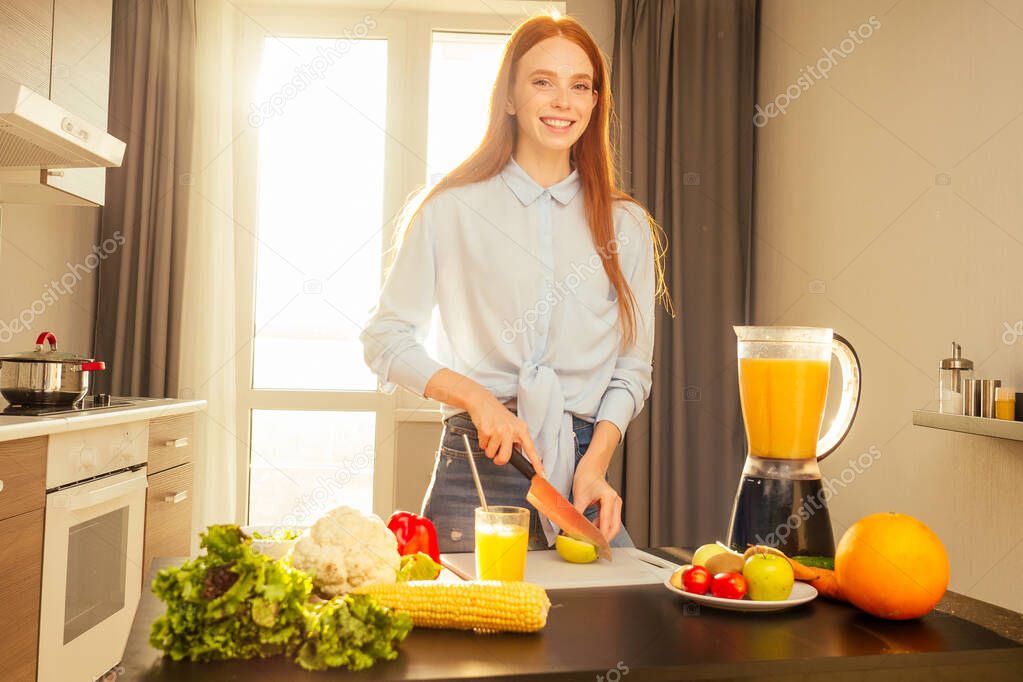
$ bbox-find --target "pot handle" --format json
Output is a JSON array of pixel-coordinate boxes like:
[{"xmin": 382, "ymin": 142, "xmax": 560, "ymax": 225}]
[
  {"xmin": 81, "ymin": 361, "xmax": 106, "ymax": 372},
  {"xmin": 35, "ymin": 331, "xmax": 57, "ymax": 352}
]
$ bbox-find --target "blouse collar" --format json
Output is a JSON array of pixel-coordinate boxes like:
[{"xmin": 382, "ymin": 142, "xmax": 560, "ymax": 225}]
[{"xmin": 500, "ymin": 156, "xmax": 582, "ymax": 206}]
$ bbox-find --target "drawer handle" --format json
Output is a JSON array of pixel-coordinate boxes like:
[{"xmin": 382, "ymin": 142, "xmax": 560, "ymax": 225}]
[
  {"xmin": 0, "ymin": 479, "xmax": 4, "ymax": 493},
  {"xmin": 164, "ymin": 437, "xmax": 189, "ymax": 448},
  {"xmin": 163, "ymin": 490, "xmax": 189, "ymax": 504}
]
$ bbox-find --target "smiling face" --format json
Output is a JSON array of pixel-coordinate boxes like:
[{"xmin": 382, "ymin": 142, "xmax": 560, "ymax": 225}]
[{"xmin": 505, "ymin": 36, "xmax": 598, "ymax": 157}]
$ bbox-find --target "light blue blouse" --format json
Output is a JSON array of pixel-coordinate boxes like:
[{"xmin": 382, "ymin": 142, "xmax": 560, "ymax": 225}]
[{"xmin": 361, "ymin": 156, "xmax": 655, "ymax": 542}]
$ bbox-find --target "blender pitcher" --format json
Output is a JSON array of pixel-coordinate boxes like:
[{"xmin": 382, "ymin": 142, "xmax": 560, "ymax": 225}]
[{"xmin": 726, "ymin": 326, "xmax": 861, "ymax": 557}]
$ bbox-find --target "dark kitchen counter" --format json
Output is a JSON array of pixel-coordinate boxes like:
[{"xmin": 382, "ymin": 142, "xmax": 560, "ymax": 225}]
[{"xmin": 118, "ymin": 552, "xmax": 1023, "ymax": 682}]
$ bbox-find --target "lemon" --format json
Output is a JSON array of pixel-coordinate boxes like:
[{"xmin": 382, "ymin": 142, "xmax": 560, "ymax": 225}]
[{"xmin": 555, "ymin": 534, "xmax": 599, "ymax": 564}]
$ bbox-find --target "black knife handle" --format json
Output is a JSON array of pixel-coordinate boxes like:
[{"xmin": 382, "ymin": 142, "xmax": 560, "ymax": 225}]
[{"xmin": 508, "ymin": 447, "xmax": 536, "ymax": 480}]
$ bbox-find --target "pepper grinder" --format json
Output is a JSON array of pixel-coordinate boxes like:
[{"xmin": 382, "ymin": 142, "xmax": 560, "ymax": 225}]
[{"xmin": 938, "ymin": 342, "xmax": 973, "ymax": 414}]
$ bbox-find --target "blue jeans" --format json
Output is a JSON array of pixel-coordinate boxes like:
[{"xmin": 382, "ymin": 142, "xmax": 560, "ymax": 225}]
[{"xmin": 421, "ymin": 411, "xmax": 634, "ymax": 553}]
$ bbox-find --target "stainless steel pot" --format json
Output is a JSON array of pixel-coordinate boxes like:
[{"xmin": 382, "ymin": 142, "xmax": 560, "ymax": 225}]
[{"xmin": 0, "ymin": 331, "xmax": 106, "ymax": 406}]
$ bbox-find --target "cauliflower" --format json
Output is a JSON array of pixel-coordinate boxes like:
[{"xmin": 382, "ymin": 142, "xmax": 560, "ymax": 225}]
[{"xmin": 291, "ymin": 506, "xmax": 401, "ymax": 596}]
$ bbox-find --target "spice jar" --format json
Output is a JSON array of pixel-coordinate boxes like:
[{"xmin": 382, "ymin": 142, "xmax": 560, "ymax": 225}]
[
  {"xmin": 938, "ymin": 342, "xmax": 973, "ymax": 414},
  {"xmin": 995, "ymin": 388, "xmax": 1016, "ymax": 420}
]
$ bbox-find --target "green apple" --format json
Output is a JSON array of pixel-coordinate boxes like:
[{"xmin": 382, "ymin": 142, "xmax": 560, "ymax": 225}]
[
  {"xmin": 692, "ymin": 543, "xmax": 728, "ymax": 567},
  {"xmin": 742, "ymin": 553, "xmax": 795, "ymax": 601}
]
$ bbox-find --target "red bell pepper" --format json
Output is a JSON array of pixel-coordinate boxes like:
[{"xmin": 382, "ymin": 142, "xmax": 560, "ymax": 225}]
[{"xmin": 387, "ymin": 511, "xmax": 440, "ymax": 563}]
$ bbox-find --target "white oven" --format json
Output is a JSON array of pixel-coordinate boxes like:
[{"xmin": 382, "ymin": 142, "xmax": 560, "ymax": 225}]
[{"xmin": 38, "ymin": 422, "xmax": 149, "ymax": 682}]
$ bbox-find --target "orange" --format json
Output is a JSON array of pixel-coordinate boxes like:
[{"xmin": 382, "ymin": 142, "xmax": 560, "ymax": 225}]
[{"xmin": 835, "ymin": 512, "xmax": 949, "ymax": 620}]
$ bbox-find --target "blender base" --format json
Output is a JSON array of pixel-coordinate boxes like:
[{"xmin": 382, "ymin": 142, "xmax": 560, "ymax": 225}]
[{"xmin": 726, "ymin": 469, "xmax": 836, "ymax": 557}]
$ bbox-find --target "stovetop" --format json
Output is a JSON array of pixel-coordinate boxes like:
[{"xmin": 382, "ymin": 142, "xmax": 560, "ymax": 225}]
[{"xmin": 0, "ymin": 394, "xmax": 156, "ymax": 417}]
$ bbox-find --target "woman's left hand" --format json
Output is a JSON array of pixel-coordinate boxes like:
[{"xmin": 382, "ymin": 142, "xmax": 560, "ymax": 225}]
[{"xmin": 571, "ymin": 455, "xmax": 622, "ymax": 542}]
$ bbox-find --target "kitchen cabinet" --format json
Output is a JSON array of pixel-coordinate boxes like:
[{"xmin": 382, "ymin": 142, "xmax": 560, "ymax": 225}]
[
  {"xmin": 44, "ymin": 0, "xmax": 114, "ymax": 206},
  {"xmin": 49, "ymin": 0, "xmax": 112, "ymax": 131},
  {"xmin": 0, "ymin": 509, "xmax": 44, "ymax": 682},
  {"xmin": 0, "ymin": 0, "xmax": 53, "ymax": 96},
  {"xmin": 148, "ymin": 413, "xmax": 195, "ymax": 475},
  {"xmin": 0, "ymin": 435, "xmax": 47, "ymax": 682},
  {"xmin": 0, "ymin": 435, "xmax": 47, "ymax": 519},
  {"xmin": 0, "ymin": 0, "xmax": 114, "ymax": 205},
  {"xmin": 143, "ymin": 462, "xmax": 194, "ymax": 576},
  {"xmin": 144, "ymin": 414, "xmax": 195, "ymax": 576}
]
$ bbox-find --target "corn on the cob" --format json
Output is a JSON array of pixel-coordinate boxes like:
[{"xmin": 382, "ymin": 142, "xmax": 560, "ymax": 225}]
[{"xmin": 354, "ymin": 580, "xmax": 551, "ymax": 633}]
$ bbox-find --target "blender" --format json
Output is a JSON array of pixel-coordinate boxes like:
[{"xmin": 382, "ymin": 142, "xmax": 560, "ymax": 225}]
[{"xmin": 727, "ymin": 326, "xmax": 861, "ymax": 557}]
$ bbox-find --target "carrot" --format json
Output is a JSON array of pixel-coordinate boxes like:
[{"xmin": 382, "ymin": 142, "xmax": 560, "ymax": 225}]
[{"xmin": 788, "ymin": 559, "xmax": 847, "ymax": 602}]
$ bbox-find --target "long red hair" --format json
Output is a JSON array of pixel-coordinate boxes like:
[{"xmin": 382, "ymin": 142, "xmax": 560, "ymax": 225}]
[{"xmin": 403, "ymin": 13, "xmax": 668, "ymax": 347}]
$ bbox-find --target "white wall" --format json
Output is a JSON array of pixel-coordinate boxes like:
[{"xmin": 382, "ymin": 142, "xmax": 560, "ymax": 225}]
[
  {"xmin": 566, "ymin": 0, "xmax": 613, "ymax": 57},
  {"xmin": 0, "ymin": 203, "xmax": 101, "ymax": 358},
  {"xmin": 755, "ymin": 0, "xmax": 1023, "ymax": 611}
]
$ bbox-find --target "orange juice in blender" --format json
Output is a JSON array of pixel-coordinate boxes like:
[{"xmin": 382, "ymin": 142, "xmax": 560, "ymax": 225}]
[
  {"xmin": 738, "ymin": 357, "xmax": 831, "ymax": 459},
  {"xmin": 727, "ymin": 327, "xmax": 861, "ymax": 558},
  {"xmin": 475, "ymin": 506, "xmax": 529, "ymax": 581}
]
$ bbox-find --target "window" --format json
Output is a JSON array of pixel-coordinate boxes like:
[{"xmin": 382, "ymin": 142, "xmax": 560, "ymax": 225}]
[
  {"xmin": 252, "ymin": 37, "xmax": 387, "ymax": 393},
  {"xmin": 236, "ymin": 7, "xmax": 542, "ymax": 524},
  {"xmin": 248, "ymin": 410, "xmax": 376, "ymax": 526},
  {"xmin": 426, "ymin": 31, "xmax": 510, "ymax": 183}
]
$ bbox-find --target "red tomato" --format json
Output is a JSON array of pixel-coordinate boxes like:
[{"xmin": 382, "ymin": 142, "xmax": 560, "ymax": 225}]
[
  {"xmin": 681, "ymin": 565, "xmax": 711, "ymax": 595},
  {"xmin": 711, "ymin": 572, "xmax": 748, "ymax": 600}
]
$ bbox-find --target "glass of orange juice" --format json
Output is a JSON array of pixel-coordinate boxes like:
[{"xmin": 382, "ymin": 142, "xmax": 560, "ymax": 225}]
[{"xmin": 475, "ymin": 506, "xmax": 529, "ymax": 581}]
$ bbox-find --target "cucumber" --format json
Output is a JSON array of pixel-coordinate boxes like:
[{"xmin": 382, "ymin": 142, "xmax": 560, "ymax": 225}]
[{"xmin": 791, "ymin": 555, "xmax": 834, "ymax": 570}]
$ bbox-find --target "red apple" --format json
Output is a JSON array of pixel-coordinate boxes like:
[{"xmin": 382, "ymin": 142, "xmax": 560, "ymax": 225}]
[
  {"xmin": 681, "ymin": 565, "xmax": 712, "ymax": 595},
  {"xmin": 711, "ymin": 571, "xmax": 748, "ymax": 599}
]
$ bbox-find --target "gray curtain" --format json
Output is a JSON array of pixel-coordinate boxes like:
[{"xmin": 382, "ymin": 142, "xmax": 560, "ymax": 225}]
[
  {"xmin": 610, "ymin": 0, "xmax": 757, "ymax": 547},
  {"xmin": 94, "ymin": 0, "xmax": 196, "ymax": 397}
]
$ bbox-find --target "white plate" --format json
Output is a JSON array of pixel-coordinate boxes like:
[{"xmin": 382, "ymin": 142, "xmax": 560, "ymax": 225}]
[{"xmin": 663, "ymin": 577, "xmax": 818, "ymax": 612}]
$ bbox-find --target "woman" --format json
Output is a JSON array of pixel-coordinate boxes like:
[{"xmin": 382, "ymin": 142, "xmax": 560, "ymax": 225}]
[{"xmin": 361, "ymin": 13, "xmax": 666, "ymax": 553}]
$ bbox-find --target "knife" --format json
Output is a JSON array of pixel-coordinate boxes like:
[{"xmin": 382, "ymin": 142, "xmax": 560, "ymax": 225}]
[{"xmin": 508, "ymin": 448, "xmax": 613, "ymax": 561}]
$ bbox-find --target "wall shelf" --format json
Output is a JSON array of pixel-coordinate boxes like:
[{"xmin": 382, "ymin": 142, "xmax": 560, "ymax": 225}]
[{"xmin": 912, "ymin": 410, "xmax": 1023, "ymax": 443}]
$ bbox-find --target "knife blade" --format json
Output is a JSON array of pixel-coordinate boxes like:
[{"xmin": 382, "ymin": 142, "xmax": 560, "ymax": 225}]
[{"xmin": 508, "ymin": 447, "xmax": 613, "ymax": 561}]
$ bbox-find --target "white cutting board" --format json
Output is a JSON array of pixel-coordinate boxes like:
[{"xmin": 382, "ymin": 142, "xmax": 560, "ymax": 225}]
[{"xmin": 441, "ymin": 548, "xmax": 681, "ymax": 589}]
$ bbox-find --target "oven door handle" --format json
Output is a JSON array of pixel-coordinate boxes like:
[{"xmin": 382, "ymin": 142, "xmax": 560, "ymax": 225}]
[{"xmin": 55, "ymin": 472, "xmax": 149, "ymax": 511}]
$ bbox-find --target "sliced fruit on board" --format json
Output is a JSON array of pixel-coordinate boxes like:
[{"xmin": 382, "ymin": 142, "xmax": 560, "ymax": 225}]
[{"xmin": 555, "ymin": 534, "xmax": 599, "ymax": 564}]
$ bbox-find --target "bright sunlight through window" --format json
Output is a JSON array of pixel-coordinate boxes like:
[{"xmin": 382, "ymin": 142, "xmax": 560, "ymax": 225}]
[
  {"xmin": 426, "ymin": 32, "xmax": 510, "ymax": 183},
  {"xmin": 252, "ymin": 37, "xmax": 387, "ymax": 392},
  {"xmin": 247, "ymin": 30, "xmax": 510, "ymax": 525}
]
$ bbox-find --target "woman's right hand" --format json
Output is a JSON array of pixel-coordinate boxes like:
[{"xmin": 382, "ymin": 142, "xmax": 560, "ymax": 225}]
[
  {"xmin": 467, "ymin": 391, "xmax": 544, "ymax": 476},
  {"xmin": 424, "ymin": 368, "xmax": 544, "ymax": 475}
]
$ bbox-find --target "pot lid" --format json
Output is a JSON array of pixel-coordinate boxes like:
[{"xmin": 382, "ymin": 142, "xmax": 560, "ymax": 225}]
[{"xmin": 0, "ymin": 331, "xmax": 95, "ymax": 363}]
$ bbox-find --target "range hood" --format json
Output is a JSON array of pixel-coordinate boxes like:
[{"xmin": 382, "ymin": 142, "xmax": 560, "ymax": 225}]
[
  {"xmin": 0, "ymin": 78, "xmax": 125, "ymax": 206},
  {"xmin": 0, "ymin": 78, "xmax": 125, "ymax": 169}
]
